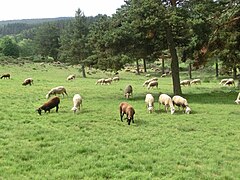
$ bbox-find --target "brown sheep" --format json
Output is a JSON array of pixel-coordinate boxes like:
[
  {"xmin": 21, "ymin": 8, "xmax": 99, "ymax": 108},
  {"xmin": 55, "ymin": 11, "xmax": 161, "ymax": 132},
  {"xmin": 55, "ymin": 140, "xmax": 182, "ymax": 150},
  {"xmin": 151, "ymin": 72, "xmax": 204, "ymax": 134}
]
[
  {"xmin": 1, "ymin": 73, "xmax": 10, "ymax": 79},
  {"xmin": 22, "ymin": 78, "xmax": 33, "ymax": 86},
  {"xmin": 119, "ymin": 102, "xmax": 135, "ymax": 125},
  {"xmin": 37, "ymin": 96, "xmax": 60, "ymax": 115}
]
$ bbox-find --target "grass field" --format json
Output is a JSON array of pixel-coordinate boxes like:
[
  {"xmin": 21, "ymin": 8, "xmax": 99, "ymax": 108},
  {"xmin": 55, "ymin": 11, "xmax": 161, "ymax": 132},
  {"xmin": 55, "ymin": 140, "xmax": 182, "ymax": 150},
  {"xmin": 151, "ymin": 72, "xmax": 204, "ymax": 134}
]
[{"xmin": 0, "ymin": 63, "xmax": 239, "ymax": 179}]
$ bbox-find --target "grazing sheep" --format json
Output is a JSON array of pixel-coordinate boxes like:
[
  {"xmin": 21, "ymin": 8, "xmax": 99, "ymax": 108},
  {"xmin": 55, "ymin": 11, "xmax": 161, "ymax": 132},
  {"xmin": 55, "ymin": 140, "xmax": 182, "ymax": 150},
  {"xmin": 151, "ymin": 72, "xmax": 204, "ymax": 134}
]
[
  {"xmin": 172, "ymin": 95, "xmax": 191, "ymax": 114},
  {"xmin": 219, "ymin": 78, "xmax": 229, "ymax": 85},
  {"xmin": 158, "ymin": 94, "xmax": 175, "ymax": 114},
  {"xmin": 22, "ymin": 78, "xmax": 33, "ymax": 86},
  {"xmin": 46, "ymin": 86, "xmax": 68, "ymax": 99},
  {"xmin": 96, "ymin": 78, "xmax": 105, "ymax": 85},
  {"xmin": 67, "ymin": 74, "xmax": 76, "ymax": 81},
  {"xmin": 103, "ymin": 78, "xmax": 112, "ymax": 85},
  {"xmin": 112, "ymin": 76, "xmax": 120, "ymax": 82},
  {"xmin": 161, "ymin": 73, "xmax": 167, "ymax": 78},
  {"xmin": 37, "ymin": 96, "xmax": 60, "ymax": 115},
  {"xmin": 142, "ymin": 77, "xmax": 158, "ymax": 87},
  {"xmin": 180, "ymin": 80, "xmax": 191, "ymax": 86},
  {"xmin": 145, "ymin": 94, "xmax": 154, "ymax": 113},
  {"xmin": 147, "ymin": 80, "xmax": 158, "ymax": 90},
  {"xmin": 119, "ymin": 102, "xmax": 135, "ymax": 125},
  {"xmin": 235, "ymin": 92, "xmax": 240, "ymax": 104},
  {"xmin": 190, "ymin": 79, "xmax": 201, "ymax": 85},
  {"xmin": 71, "ymin": 94, "xmax": 82, "ymax": 113},
  {"xmin": 1, "ymin": 73, "xmax": 10, "ymax": 79},
  {"xmin": 224, "ymin": 78, "xmax": 235, "ymax": 86},
  {"xmin": 124, "ymin": 85, "xmax": 133, "ymax": 99}
]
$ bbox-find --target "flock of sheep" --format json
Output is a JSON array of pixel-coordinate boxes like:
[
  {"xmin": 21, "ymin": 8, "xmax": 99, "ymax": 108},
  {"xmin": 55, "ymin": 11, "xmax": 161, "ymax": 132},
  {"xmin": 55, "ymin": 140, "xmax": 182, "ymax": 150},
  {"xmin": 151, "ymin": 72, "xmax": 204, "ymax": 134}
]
[{"xmin": 1, "ymin": 71, "xmax": 239, "ymax": 126}]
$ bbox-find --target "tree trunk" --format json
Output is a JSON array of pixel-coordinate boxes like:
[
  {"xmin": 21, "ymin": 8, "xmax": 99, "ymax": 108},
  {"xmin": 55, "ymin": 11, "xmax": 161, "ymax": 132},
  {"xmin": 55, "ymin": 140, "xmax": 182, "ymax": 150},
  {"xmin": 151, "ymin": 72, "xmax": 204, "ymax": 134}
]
[
  {"xmin": 143, "ymin": 59, "xmax": 147, "ymax": 73},
  {"xmin": 166, "ymin": 25, "xmax": 182, "ymax": 95},
  {"xmin": 216, "ymin": 60, "xmax": 219, "ymax": 78},
  {"xmin": 189, "ymin": 62, "xmax": 192, "ymax": 79},
  {"xmin": 162, "ymin": 56, "xmax": 165, "ymax": 74},
  {"xmin": 136, "ymin": 59, "xmax": 140, "ymax": 75},
  {"xmin": 82, "ymin": 64, "xmax": 86, "ymax": 78}
]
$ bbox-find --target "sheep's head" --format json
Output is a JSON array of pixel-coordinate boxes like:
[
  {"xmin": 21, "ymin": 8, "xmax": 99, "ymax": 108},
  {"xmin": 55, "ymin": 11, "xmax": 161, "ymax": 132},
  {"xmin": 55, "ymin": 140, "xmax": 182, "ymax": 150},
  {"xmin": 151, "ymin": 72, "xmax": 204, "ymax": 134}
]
[
  {"xmin": 185, "ymin": 106, "xmax": 191, "ymax": 114},
  {"xmin": 36, "ymin": 108, "xmax": 42, "ymax": 115},
  {"xmin": 148, "ymin": 105, "xmax": 154, "ymax": 113},
  {"xmin": 71, "ymin": 107, "xmax": 78, "ymax": 113},
  {"xmin": 170, "ymin": 107, "xmax": 175, "ymax": 115}
]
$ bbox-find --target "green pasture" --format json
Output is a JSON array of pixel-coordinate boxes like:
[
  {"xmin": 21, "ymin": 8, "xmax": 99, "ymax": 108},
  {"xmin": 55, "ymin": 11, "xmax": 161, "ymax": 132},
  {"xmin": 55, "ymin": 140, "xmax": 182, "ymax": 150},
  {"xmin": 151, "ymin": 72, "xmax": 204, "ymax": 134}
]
[{"xmin": 0, "ymin": 63, "xmax": 239, "ymax": 179}]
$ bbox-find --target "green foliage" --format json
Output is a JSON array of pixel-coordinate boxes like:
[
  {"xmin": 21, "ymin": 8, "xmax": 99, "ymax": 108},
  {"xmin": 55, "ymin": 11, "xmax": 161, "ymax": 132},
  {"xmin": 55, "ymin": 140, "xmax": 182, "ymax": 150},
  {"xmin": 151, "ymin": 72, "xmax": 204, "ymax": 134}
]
[
  {"xmin": 0, "ymin": 63, "xmax": 239, "ymax": 179},
  {"xmin": 0, "ymin": 36, "xmax": 19, "ymax": 58}
]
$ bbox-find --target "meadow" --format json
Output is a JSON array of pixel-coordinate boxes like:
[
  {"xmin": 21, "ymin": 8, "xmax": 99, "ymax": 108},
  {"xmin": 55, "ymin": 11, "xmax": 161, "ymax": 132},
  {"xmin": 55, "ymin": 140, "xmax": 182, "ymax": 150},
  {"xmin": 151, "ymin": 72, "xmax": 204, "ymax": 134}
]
[{"xmin": 0, "ymin": 62, "xmax": 239, "ymax": 179}]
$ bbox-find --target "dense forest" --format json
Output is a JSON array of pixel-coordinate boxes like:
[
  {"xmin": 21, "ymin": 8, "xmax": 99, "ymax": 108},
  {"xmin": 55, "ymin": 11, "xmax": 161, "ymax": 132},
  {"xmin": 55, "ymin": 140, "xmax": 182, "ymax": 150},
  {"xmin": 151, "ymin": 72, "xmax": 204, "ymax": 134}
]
[{"xmin": 0, "ymin": 0, "xmax": 239, "ymax": 93}]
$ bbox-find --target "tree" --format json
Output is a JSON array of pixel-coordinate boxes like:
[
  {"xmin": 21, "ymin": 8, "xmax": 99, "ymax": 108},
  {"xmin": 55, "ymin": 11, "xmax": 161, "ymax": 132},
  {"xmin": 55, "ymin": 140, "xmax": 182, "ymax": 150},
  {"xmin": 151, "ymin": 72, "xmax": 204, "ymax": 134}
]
[
  {"xmin": 34, "ymin": 23, "xmax": 60, "ymax": 60},
  {"xmin": 59, "ymin": 9, "xmax": 89, "ymax": 77},
  {"xmin": 0, "ymin": 36, "xmax": 19, "ymax": 58}
]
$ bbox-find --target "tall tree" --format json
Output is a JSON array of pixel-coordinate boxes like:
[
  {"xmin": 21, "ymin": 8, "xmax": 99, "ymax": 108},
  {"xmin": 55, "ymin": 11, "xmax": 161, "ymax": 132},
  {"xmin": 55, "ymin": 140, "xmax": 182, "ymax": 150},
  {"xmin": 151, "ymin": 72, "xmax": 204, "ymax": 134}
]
[
  {"xmin": 0, "ymin": 36, "xmax": 19, "ymax": 58},
  {"xmin": 59, "ymin": 9, "xmax": 89, "ymax": 77}
]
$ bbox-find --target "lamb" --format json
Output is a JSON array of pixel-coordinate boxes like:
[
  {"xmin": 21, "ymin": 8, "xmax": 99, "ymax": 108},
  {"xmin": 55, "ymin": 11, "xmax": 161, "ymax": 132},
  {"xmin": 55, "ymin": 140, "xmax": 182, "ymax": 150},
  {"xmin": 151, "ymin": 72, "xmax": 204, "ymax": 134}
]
[
  {"xmin": 224, "ymin": 78, "xmax": 235, "ymax": 86},
  {"xmin": 190, "ymin": 79, "xmax": 201, "ymax": 85},
  {"xmin": 71, "ymin": 94, "xmax": 82, "ymax": 113},
  {"xmin": 180, "ymin": 80, "xmax": 191, "ymax": 86},
  {"xmin": 96, "ymin": 78, "xmax": 105, "ymax": 85},
  {"xmin": 37, "ymin": 96, "xmax": 60, "ymax": 115},
  {"xmin": 112, "ymin": 76, "xmax": 120, "ymax": 82},
  {"xmin": 235, "ymin": 92, "xmax": 240, "ymax": 104},
  {"xmin": 219, "ymin": 78, "xmax": 229, "ymax": 85},
  {"xmin": 145, "ymin": 94, "xmax": 154, "ymax": 113},
  {"xmin": 172, "ymin": 95, "xmax": 191, "ymax": 114},
  {"xmin": 158, "ymin": 94, "xmax": 175, "ymax": 114},
  {"xmin": 124, "ymin": 85, "xmax": 133, "ymax": 99},
  {"xmin": 22, "ymin": 78, "xmax": 33, "ymax": 86},
  {"xmin": 67, "ymin": 74, "xmax": 76, "ymax": 81},
  {"xmin": 46, "ymin": 86, "xmax": 68, "ymax": 99},
  {"xmin": 119, "ymin": 102, "xmax": 135, "ymax": 125},
  {"xmin": 1, "ymin": 73, "xmax": 10, "ymax": 79},
  {"xmin": 147, "ymin": 80, "xmax": 158, "ymax": 90}
]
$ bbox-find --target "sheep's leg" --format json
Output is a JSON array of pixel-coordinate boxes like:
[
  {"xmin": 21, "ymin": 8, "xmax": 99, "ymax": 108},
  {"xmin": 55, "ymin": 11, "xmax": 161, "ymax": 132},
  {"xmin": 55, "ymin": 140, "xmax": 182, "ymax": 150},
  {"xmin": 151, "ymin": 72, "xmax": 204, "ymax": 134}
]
[
  {"xmin": 120, "ymin": 112, "xmax": 124, "ymax": 122},
  {"xmin": 56, "ymin": 105, "xmax": 59, "ymax": 112}
]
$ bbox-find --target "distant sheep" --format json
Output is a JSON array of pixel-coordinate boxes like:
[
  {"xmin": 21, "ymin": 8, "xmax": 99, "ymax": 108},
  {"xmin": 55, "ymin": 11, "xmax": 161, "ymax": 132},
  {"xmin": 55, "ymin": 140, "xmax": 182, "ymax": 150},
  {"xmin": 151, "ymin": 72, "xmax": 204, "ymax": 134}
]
[
  {"xmin": 143, "ymin": 77, "xmax": 158, "ymax": 87},
  {"xmin": 96, "ymin": 78, "xmax": 105, "ymax": 85},
  {"xmin": 235, "ymin": 92, "xmax": 240, "ymax": 104},
  {"xmin": 158, "ymin": 94, "xmax": 175, "ymax": 114},
  {"xmin": 124, "ymin": 85, "xmax": 133, "ymax": 99},
  {"xmin": 37, "ymin": 96, "xmax": 60, "ymax": 115},
  {"xmin": 219, "ymin": 78, "xmax": 230, "ymax": 85},
  {"xmin": 147, "ymin": 80, "xmax": 158, "ymax": 90},
  {"xmin": 190, "ymin": 79, "xmax": 201, "ymax": 85},
  {"xmin": 71, "ymin": 94, "xmax": 82, "ymax": 113},
  {"xmin": 145, "ymin": 94, "xmax": 154, "ymax": 113},
  {"xmin": 1, "ymin": 73, "xmax": 10, "ymax": 79},
  {"xmin": 22, "ymin": 78, "xmax": 33, "ymax": 86},
  {"xmin": 180, "ymin": 80, "xmax": 191, "ymax": 86},
  {"xmin": 103, "ymin": 78, "xmax": 112, "ymax": 85},
  {"xmin": 46, "ymin": 86, "xmax": 68, "ymax": 99},
  {"xmin": 67, "ymin": 74, "xmax": 76, "ymax": 81},
  {"xmin": 112, "ymin": 76, "xmax": 120, "ymax": 82},
  {"xmin": 119, "ymin": 102, "xmax": 135, "ymax": 125},
  {"xmin": 172, "ymin": 95, "xmax": 191, "ymax": 114},
  {"xmin": 224, "ymin": 78, "xmax": 235, "ymax": 86}
]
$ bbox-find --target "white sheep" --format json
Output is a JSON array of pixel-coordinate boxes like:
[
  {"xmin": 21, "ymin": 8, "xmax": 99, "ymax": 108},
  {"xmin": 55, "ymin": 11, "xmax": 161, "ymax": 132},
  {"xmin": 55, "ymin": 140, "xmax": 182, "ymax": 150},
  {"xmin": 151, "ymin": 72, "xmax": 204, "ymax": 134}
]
[
  {"xmin": 158, "ymin": 94, "xmax": 175, "ymax": 114},
  {"xmin": 71, "ymin": 94, "xmax": 82, "ymax": 113},
  {"xmin": 67, "ymin": 74, "xmax": 76, "ymax": 81},
  {"xmin": 142, "ymin": 77, "xmax": 158, "ymax": 87},
  {"xmin": 172, "ymin": 95, "xmax": 191, "ymax": 114},
  {"xmin": 46, "ymin": 86, "xmax": 68, "ymax": 99},
  {"xmin": 147, "ymin": 80, "xmax": 158, "ymax": 90},
  {"xmin": 219, "ymin": 78, "xmax": 229, "ymax": 85},
  {"xmin": 180, "ymin": 80, "xmax": 191, "ymax": 86},
  {"xmin": 96, "ymin": 78, "xmax": 105, "ymax": 85},
  {"xmin": 224, "ymin": 78, "xmax": 235, "ymax": 86},
  {"xmin": 145, "ymin": 94, "xmax": 154, "ymax": 113},
  {"xmin": 235, "ymin": 92, "xmax": 240, "ymax": 104},
  {"xmin": 102, "ymin": 78, "xmax": 112, "ymax": 85},
  {"xmin": 112, "ymin": 76, "xmax": 120, "ymax": 82},
  {"xmin": 190, "ymin": 79, "xmax": 201, "ymax": 85}
]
